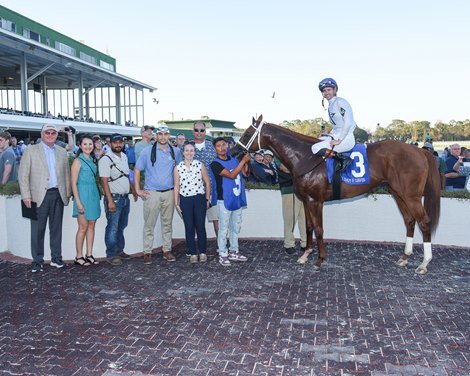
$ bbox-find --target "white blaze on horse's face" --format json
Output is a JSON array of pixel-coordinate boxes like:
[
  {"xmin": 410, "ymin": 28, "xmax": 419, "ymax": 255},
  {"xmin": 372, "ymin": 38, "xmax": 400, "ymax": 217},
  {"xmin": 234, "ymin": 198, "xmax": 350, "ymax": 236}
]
[{"xmin": 322, "ymin": 87, "xmax": 336, "ymax": 101}]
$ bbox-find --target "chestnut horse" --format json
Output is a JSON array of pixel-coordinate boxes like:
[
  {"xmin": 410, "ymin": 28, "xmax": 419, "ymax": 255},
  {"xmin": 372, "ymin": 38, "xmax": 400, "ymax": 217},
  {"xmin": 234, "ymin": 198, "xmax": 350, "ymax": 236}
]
[{"xmin": 234, "ymin": 115, "xmax": 441, "ymax": 274}]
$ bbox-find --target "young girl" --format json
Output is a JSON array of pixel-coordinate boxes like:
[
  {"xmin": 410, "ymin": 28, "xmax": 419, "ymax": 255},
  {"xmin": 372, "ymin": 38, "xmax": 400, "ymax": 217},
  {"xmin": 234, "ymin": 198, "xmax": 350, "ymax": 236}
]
[{"xmin": 71, "ymin": 135, "xmax": 101, "ymax": 265}]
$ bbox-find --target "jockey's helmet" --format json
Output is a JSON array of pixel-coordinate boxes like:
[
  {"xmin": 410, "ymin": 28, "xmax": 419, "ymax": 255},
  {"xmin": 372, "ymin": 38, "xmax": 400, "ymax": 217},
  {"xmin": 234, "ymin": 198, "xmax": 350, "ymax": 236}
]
[{"xmin": 318, "ymin": 78, "xmax": 338, "ymax": 92}]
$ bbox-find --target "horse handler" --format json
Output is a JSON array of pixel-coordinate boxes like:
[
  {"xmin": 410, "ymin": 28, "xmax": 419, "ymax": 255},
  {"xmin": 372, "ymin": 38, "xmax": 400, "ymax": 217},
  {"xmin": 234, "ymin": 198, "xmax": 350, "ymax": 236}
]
[{"xmin": 210, "ymin": 137, "xmax": 251, "ymax": 267}]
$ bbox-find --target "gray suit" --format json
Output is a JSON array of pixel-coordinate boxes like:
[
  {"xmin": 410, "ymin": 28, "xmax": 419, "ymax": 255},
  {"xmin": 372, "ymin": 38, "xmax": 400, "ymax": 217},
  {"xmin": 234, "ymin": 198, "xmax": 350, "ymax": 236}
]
[{"xmin": 18, "ymin": 144, "xmax": 71, "ymax": 264}]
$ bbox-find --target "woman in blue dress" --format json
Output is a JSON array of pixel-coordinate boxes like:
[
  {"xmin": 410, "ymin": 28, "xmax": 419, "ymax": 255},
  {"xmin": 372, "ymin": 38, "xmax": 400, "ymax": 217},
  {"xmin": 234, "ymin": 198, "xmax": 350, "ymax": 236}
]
[{"xmin": 71, "ymin": 135, "xmax": 101, "ymax": 266}]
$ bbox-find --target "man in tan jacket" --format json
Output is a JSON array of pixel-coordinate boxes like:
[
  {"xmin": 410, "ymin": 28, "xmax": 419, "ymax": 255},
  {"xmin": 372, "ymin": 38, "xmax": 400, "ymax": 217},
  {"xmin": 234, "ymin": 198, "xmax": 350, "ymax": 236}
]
[{"xmin": 18, "ymin": 124, "xmax": 72, "ymax": 272}]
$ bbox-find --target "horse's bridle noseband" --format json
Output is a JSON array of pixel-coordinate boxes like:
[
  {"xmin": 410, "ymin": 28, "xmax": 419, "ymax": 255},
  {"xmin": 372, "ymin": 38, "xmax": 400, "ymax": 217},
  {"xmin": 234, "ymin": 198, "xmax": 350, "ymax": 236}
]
[{"xmin": 236, "ymin": 121, "xmax": 265, "ymax": 152}]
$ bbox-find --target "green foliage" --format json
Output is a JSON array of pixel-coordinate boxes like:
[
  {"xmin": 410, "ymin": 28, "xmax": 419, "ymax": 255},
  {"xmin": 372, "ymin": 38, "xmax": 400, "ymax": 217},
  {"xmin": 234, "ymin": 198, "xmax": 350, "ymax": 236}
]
[
  {"xmin": 373, "ymin": 119, "xmax": 470, "ymax": 142},
  {"xmin": 0, "ymin": 181, "xmax": 21, "ymax": 196},
  {"xmin": 282, "ymin": 118, "xmax": 371, "ymax": 142}
]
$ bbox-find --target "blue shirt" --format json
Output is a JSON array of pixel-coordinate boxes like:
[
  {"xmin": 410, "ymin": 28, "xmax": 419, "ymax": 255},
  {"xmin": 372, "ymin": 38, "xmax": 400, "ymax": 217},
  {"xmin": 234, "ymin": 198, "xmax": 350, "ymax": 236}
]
[
  {"xmin": 135, "ymin": 143, "xmax": 182, "ymax": 190},
  {"xmin": 126, "ymin": 146, "xmax": 136, "ymax": 164},
  {"xmin": 41, "ymin": 142, "xmax": 58, "ymax": 189}
]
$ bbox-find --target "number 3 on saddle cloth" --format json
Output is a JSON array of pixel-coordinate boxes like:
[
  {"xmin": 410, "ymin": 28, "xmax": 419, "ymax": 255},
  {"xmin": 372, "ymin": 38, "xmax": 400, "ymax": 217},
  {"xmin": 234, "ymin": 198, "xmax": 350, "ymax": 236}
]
[{"xmin": 325, "ymin": 144, "xmax": 370, "ymax": 185}]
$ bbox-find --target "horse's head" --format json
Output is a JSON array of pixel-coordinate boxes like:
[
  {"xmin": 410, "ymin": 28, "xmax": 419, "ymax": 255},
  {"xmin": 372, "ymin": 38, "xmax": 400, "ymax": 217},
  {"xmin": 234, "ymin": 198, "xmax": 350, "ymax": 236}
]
[{"xmin": 230, "ymin": 115, "xmax": 264, "ymax": 159}]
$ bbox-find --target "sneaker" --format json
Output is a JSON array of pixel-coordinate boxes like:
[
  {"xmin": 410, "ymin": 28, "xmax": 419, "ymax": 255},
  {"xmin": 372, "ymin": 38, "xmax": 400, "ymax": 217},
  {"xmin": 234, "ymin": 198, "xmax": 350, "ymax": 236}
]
[
  {"xmin": 219, "ymin": 256, "xmax": 231, "ymax": 266},
  {"xmin": 162, "ymin": 251, "xmax": 176, "ymax": 262},
  {"xmin": 186, "ymin": 252, "xmax": 191, "ymax": 257},
  {"xmin": 118, "ymin": 252, "xmax": 132, "ymax": 260},
  {"xmin": 190, "ymin": 255, "xmax": 198, "ymax": 264},
  {"xmin": 50, "ymin": 259, "xmax": 67, "ymax": 268},
  {"xmin": 143, "ymin": 253, "xmax": 152, "ymax": 265},
  {"xmin": 31, "ymin": 262, "xmax": 43, "ymax": 273},
  {"xmin": 199, "ymin": 253, "xmax": 207, "ymax": 263},
  {"xmin": 283, "ymin": 247, "xmax": 296, "ymax": 255},
  {"xmin": 228, "ymin": 252, "xmax": 248, "ymax": 262},
  {"xmin": 107, "ymin": 256, "xmax": 123, "ymax": 266}
]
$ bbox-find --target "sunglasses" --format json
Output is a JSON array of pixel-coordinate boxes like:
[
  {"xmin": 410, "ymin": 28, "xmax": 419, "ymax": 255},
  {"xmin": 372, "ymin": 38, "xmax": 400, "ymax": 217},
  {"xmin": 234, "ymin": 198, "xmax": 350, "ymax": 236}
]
[
  {"xmin": 193, "ymin": 129, "xmax": 205, "ymax": 133},
  {"xmin": 44, "ymin": 131, "xmax": 57, "ymax": 136}
]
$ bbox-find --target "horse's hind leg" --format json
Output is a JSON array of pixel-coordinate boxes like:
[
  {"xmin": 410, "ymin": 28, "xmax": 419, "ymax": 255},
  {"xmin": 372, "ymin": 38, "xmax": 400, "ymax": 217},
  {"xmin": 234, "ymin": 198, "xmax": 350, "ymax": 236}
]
[
  {"xmin": 391, "ymin": 194, "xmax": 417, "ymax": 268},
  {"xmin": 409, "ymin": 201, "xmax": 433, "ymax": 275},
  {"xmin": 393, "ymin": 193, "xmax": 433, "ymax": 274}
]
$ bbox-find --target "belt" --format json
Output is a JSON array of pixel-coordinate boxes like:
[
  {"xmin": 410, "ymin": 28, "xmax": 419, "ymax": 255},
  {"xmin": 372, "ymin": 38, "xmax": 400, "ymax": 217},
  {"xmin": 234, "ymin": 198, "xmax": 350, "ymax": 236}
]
[
  {"xmin": 111, "ymin": 193, "xmax": 128, "ymax": 198},
  {"xmin": 155, "ymin": 188, "xmax": 174, "ymax": 193},
  {"xmin": 47, "ymin": 187, "xmax": 58, "ymax": 191}
]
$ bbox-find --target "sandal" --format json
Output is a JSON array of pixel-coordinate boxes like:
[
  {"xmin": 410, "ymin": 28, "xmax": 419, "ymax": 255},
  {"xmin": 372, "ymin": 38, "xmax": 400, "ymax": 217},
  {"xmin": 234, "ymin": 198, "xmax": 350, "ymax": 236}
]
[
  {"xmin": 85, "ymin": 255, "xmax": 99, "ymax": 265},
  {"xmin": 74, "ymin": 257, "xmax": 90, "ymax": 266}
]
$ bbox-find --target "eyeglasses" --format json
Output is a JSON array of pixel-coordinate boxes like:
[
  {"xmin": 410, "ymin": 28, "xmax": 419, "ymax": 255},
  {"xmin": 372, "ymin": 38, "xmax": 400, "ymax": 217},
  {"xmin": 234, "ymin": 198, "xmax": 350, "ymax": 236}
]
[
  {"xmin": 193, "ymin": 129, "xmax": 205, "ymax": 133},
  {"xmin": 44, "ymin": 131, "xmax": 57, "ymax": 136}
]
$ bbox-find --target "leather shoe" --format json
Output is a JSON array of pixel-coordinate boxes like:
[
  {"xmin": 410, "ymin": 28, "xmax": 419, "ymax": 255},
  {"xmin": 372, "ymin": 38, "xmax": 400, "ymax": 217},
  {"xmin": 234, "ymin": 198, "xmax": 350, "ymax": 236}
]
[
  {"xmin": 143, "ymin": 253, "xmax": 152, "ymax": 265},
  {"xmin": 119, "ymin": 252, "xmax": 132, "ymax": 260},
  {"xmin": 163, "ymin": 251, "xmax": 176, "ymax": 262},
  {"xmin": 283, "ymin": 247, "xmax": 296, "ymax": 255}
]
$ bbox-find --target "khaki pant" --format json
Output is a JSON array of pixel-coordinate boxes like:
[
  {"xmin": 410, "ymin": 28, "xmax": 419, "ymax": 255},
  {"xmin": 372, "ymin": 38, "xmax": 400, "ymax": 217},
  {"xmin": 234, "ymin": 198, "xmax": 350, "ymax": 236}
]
[
  {"xmin": 143, "ymin": 190, "xmax": 174, "ymax": 253},
  {"xmin": 281, "ymin": 193, "xmax": 307, "ymax": 248}
]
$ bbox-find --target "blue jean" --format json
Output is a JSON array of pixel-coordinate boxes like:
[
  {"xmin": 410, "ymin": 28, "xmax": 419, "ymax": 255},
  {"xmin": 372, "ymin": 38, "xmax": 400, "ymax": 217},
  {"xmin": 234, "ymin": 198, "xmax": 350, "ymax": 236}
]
[
  {"xmin": 180, "ymin": 193, "xmax": 207, "ymax": 255},
  {"xmin": 217, "ymin": 200, "xmax": 243, "ymax": 257},
  {"xmin": 104, "ymin": 196, "xmax": 130, "ymax": 258}
]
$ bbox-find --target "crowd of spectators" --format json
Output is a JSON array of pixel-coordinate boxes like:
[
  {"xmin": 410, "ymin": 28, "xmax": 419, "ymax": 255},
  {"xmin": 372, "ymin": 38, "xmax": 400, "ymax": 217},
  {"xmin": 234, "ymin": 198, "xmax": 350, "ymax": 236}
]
[{"xmin": 0, "ymin": 107, "xmax": 139, "ymax": 127}]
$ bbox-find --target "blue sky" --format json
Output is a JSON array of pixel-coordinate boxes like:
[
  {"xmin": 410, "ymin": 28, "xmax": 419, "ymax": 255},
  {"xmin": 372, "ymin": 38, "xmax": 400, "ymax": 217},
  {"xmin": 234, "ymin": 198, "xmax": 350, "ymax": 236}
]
[{"xmin": 2, "ymin": 0, "xmax": 470, "ymax": 131}]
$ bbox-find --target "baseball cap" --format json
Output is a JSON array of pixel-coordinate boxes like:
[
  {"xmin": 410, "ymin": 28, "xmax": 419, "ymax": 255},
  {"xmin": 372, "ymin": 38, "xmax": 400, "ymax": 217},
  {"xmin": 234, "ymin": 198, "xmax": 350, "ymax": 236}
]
[
  {"xmin": 263, "ymin": 150, "xmax": 274, "ymax": 156},
  {"xmin": 41, "ymin": 124, "xmax": 58, "ymax": 132},
  {"xmin": 110, "ymin": 133, "xmax": 123, "ymax": 142},
  {"xmin": 155, "ymin": 125, "xmax": 170, "ymax": 133},
  {"xmin": 18, "ymin": 140, "xmax": 24, "ymax": 144}
]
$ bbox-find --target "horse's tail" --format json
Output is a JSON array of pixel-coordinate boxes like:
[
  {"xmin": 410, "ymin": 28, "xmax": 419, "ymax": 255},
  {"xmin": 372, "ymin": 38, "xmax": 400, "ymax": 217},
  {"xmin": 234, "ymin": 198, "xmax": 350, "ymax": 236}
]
[{"xmin": 424, "ymin": 153, "xmax": 441, "ymax": 234}]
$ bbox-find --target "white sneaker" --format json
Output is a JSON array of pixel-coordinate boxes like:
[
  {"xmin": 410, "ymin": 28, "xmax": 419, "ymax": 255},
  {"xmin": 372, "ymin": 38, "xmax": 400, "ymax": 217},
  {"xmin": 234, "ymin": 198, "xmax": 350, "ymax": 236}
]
[
  {"xmin": 219, "ymin": 256, "xmax": 231, "ymax": 266},
  {"xmin": 228, "ymin": 252, "xmax": 248, "ymax": 262}
]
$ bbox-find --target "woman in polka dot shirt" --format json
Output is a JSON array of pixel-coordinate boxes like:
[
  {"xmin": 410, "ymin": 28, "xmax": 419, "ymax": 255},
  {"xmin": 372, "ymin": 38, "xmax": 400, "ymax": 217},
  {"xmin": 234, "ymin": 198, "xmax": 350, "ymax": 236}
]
[{"xmin": 174, "ymin": 142, "xmax": 212, "ymax": 263}]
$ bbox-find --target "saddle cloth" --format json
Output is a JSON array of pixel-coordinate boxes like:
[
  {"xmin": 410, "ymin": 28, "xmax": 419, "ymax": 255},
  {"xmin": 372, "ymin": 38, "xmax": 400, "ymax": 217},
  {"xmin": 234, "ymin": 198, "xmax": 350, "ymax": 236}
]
[{"xmin": 326, "ymin": 144, "xmax": 370, "ymax": 184}]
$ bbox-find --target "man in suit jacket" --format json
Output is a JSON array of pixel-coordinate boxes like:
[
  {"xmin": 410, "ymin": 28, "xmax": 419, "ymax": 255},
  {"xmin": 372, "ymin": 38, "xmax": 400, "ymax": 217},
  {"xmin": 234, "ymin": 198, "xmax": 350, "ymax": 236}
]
[{"xmin": 18, "ymin": 123, "xmax": 72, "ymax": 272}]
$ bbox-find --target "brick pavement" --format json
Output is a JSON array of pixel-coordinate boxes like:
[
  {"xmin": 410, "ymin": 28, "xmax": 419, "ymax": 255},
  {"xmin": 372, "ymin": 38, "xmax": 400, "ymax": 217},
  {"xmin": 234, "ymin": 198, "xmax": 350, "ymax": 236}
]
[{"xmin": 0, "ymin": 240, "xmax": 469, "ymax": 375}]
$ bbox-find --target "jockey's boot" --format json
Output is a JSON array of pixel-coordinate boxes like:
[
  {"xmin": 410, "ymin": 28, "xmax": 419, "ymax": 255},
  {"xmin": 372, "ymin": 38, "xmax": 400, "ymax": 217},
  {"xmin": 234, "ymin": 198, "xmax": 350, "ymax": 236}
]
[{"xmin": 334, "ymin": 153, "xmax": 353, "ymax": 173}]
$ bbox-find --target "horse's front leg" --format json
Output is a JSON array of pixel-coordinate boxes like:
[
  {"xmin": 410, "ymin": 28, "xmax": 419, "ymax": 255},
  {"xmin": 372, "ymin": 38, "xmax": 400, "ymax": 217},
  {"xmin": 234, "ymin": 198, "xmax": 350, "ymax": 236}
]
[
  {"xmin": 298, "ymin": 200, "xmax": 326, "ymax": 269},
  {"xmin": 297, "ymin": 204, "xmax": 313, "ymax": 264}
]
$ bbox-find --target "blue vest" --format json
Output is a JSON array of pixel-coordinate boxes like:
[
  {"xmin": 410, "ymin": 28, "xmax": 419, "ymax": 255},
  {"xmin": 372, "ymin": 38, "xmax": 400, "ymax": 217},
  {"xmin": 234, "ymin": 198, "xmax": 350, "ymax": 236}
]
[{"xmin": 214, "ymin": 157, "xmax": 247, "ymax": 211}]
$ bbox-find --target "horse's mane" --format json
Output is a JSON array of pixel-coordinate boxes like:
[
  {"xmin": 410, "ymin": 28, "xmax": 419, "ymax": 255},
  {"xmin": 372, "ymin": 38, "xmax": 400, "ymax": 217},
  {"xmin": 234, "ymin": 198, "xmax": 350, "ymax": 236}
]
[{"xmin": 265, "ymin": 122, "xmax": 320, "ymax": 144}]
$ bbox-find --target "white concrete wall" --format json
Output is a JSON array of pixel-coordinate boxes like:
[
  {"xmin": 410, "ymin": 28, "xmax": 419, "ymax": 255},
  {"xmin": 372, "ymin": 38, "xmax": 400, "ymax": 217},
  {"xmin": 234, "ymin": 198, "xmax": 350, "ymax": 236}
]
[{"xmin": 1, "ymin": 191, "xmax": 468, "ymax": 261}]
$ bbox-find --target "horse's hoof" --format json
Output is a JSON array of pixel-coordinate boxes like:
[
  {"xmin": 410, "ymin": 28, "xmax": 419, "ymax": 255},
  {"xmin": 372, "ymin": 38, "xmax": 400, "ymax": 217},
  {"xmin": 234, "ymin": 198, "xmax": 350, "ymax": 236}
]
[
  {"xmin": 313, "ymin": 264, "xmax": 321, "ymax": 270},
  {"xmin": 397, "ymin": 258, "xmax": 408, "ymax": 267},
  {"xmin": 297, "ymin": 256, "xmax": 308, "ymax": 265},
  {"xmin": 415, "ymin": 266, "xmax": 428, "ymax": 275}
]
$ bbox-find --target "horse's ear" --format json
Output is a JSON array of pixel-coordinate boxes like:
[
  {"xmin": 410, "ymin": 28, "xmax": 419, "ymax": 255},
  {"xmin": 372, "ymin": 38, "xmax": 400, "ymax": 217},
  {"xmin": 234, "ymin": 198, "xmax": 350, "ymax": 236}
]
[
  {"xmin": 258, "ymin": 114, "xmax": 263, "ymax": 123},
  {"xmin": 252, "ymin": 116, "xmax": 256, "ymax": 125}
]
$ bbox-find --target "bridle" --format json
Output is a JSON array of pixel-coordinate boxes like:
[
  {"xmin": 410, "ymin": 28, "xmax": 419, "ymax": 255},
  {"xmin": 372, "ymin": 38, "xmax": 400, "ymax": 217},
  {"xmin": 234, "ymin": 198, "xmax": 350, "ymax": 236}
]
[{"xmin": 236, "ymin": 121, "xmax": 265, "ymax": 153}]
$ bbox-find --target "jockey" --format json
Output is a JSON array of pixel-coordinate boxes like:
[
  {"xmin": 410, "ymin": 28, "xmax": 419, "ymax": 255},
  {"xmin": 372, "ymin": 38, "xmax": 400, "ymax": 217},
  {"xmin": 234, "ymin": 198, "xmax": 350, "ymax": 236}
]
[{"xmin": 311, "ymin": 78, "xmax": 356, "ymax": 173}]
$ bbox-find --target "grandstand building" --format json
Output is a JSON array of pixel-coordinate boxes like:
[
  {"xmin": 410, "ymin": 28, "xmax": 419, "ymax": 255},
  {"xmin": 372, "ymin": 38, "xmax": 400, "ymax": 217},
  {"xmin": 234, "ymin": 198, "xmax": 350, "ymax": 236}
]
[{"xmin": 0, "ymin": 5, "xmax": 155, "ymax": 139}]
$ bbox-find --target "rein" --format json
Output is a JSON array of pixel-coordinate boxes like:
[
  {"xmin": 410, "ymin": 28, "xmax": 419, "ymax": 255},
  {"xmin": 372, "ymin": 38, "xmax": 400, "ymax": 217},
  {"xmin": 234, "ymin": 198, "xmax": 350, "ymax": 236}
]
[
  {"xmin": 237, "ymin": 119, "xmax": 334, "ymax": 178},
  {"xmin": 236, "ymin": 121, "xmax": 265, "ymax": 152}
]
